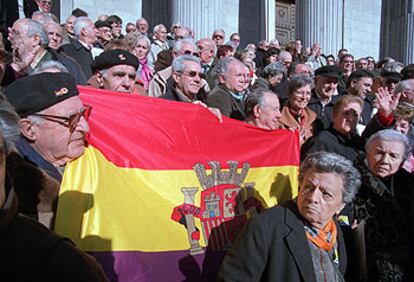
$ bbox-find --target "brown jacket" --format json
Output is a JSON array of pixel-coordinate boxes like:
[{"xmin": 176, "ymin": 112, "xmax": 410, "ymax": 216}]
[{"xmin": 279, "ymin": 106, "xmax": 317, "ymax": 145}]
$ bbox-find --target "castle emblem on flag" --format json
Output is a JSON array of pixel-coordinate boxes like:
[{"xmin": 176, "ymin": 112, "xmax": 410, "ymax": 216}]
[{"xmin": 171, "ymin": 161, "xmax": 262, "ymax": 255}]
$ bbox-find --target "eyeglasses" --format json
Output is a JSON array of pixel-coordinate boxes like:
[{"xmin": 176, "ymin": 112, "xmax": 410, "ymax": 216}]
[
  {"xmin": 31, "ymin": 105, "xmax": 92, "ymax": 133},
  {"xmin": 293, "ymin": 90, "xmax": 311, "ymax": 98},
  {"xmin": 178, "ymin": 71, "xmax": 203, "ymax": 78},
  {"xmin": 173, "ymin": 26, "xmax": 181, "ymax": 29},
  {"xmin": 183, "ymin": 50, "xmax": 199, "ymax": 57},
  {"xmin": 213, "ymin": 35, "xmax": 224, "ymax": 39}
]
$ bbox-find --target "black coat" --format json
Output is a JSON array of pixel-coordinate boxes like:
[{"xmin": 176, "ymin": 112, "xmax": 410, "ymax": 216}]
[
  {"xmin": 61, "ymin": 38, "xmax": 94, "ymax": 79},
  {"xmin": 218, "ymin": 201, "xmax": 347, "ymax": 282},
  {"xmin": 301, "ymin": 126, "xmax": 363, "ymax": 162},
  {"xmin": 307, "ymin": 91, "xmax": 343, "ymax": 133},
  {"xmin": 0, "ymin": 186, "xmax": 108, "ymax": 282},
  {"xmin": 159, "ymin": 79, "xmax": 207, "ymax": 103}
]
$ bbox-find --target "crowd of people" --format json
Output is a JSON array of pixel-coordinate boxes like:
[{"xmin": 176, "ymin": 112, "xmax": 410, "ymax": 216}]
[{"xmin": 0, "ymin": 1, "xmax": 414, "ymax": 281}]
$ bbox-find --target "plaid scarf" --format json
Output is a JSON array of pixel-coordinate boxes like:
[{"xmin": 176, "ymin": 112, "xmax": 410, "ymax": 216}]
[{"xmin": 305, "ymin": 219, "xmax": 337, "ymax": 252}]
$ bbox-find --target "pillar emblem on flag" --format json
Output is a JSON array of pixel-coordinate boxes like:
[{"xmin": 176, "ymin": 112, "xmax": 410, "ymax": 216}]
[{"xmin": 171, "ymin": 161, "xmax": 262, "ymax": 255}]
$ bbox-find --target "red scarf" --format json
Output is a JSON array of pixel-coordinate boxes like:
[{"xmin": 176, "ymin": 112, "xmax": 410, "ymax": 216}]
[{"xmin": 305, "ymin": 219, "xmax": 337, "ymax": 251}]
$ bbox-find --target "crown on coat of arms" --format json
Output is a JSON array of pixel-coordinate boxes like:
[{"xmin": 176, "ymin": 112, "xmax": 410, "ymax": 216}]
[{"xmin": 193, "ymin": 161, "xmax": 250, "ymax": 190}]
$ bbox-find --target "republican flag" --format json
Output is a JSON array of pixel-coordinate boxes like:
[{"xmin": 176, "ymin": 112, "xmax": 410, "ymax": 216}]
[{"xmin": 55, "ymin": 86, "xmax": 300, "ymax": 282}]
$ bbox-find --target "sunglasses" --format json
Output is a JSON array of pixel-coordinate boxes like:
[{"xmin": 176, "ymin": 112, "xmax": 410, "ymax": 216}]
[
  {"xmin": 213, "ymin": 35, "xmax": 224, "ymax": 39},
  {"xmin": 31, "ymin": 105, "xmax": 92, "ymax": 133},
  {"xmin": 183, "ymin": 50, "xmax": 199, "ymax": 57},
  {"xmin": 178, "ymin": 71, "xmax": 202, "ymax": 78}
]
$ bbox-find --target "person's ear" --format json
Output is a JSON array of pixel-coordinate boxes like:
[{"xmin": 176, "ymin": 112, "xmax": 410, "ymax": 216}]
[
  {"xmin": 96, "ymin": 71, "xmax": 104, "ymax": 88},
  {"xmin": 172, "ymin": 71, "xmax": 181, "ymax": 84},
  {"xmin": 19, "ymin": 118, "xmax": 38, "ymax": 142},
  {"xmin": 253, "ymin": 104, "xmax": 261, "ymax": 118}
]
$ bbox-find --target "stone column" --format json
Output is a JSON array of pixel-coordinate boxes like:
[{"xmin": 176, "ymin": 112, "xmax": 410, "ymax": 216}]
[
  {"xmin": 171, "ymin": 0, "xmax": 239, "ymax": 41},
  {"xmin": 380, "ymin": 0, "xmax": 414, "ymax": 64},
  {"xmin": 60, "ymin": 0, "xmax": 74, "ymax": 23},
  {"xmin": 295, "ymin": 0, "xmax": 344, "ymax": 56}
]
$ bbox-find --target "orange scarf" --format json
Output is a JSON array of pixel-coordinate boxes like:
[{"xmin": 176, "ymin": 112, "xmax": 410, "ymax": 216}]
[{"xmin": 305, "ymin": 219, "xmax": 337, "ymax": 251}]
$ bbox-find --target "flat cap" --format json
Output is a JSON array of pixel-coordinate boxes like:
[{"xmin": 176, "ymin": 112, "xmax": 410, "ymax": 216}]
[
  {"xmin": 315, "ymin": 65, "xmax": 342, "ymax": 78},
  {"xmin": 91, "ymin": 49, "xmax": 139, "ymax": 71},
  {"xmin": 95, "ymin": 20, "xmax": 111, "ymax": 29},
  {"xmin": 4, "ymin": 72, "xmax": 79, "ymax": 117}
]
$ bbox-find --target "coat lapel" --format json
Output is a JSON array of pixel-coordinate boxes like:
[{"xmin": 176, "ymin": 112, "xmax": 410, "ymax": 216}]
[{"xmin": 284, "ymin": 204, "xmax": 317, "ymax": 282}]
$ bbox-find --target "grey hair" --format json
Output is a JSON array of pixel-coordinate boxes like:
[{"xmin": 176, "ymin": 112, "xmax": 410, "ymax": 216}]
[
  {"xmin": 213, "ymin": 29, "xmax": 225, "ymax": 35},
  {"xmin": 262, "ymin": 62, "xmax": 287, "ymax": 78},
  {"xmin": 153, "ymin": 24, "xmax": 166, "ymax": 33},
  {"xmin": 245, "ymin": 90, "xmax": 276, "ymax": 118},
  {"xmin": 26, "ymin": 19, "xmax": 49, "ymax": 47},
  {"xmin": 216, "ymin": 57, "xmax": 245, "ymax": 77},
  {"xmin": 365, "ymin": 129, "xmax": 412, "ymax": 160},
  {"xmin": 173, "ymin": 39, "xmax": 196, "ymax": 53},
  {"xmin": 32, "ymin": 11, "xmax": 56, "ymax": 25},
  {"xmin": 269, "ymin": 39, "xmax": 279, "ymax": 45},
  {"xmin": 124, "ymin": 32, "xmax": 151, "ymax": 51},
  {"xmin": 383, "ymin": 61, "xmax": 404, "ymax": 73},
  {"xmin": 172, "ymin": 55, "xmax": 201, "ymax": 72},
  {"xmin": 278, "ymin": 50, "xmax": 292, "ymax": 61},
  {"xmin": 394, "ymin": 79, "xmax": 412, "ymax": 95},
  {"xmin": 0, "ymin": 94, "xmax": 20, "ymax": 154},
  {"xmin": 32, "ymin": 60, "xmax": 69, "ymax": 74},
  {"xmin": 287, "ymin": 74, "xmax": 314, "ymax": 96},
  {"xmin": 299, "ymin": 152, "xmax": 361, "ymax": 204},
  {"xmin": 73, "ymin": 17, "xmax": 91, "ymax": 37}
]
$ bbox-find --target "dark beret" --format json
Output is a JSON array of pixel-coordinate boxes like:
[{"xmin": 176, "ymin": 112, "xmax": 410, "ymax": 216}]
[
  {"xmin": 381, "ymin": 70, "xmax": 403, "ymax": 83},
  {"xmin": 95, "ymin": 20, "xmax": 111, "ymax": 29},
  {"xmin": 315, "ymin": 65, "xmax": 342, "ymax": 78},
  {"xmin": 4, "ymin": 72, "xmax": 79, "ymax": 117},
  {"xmin": 91, "ymin": 49, "xmax": 139, "ymax": 71}
]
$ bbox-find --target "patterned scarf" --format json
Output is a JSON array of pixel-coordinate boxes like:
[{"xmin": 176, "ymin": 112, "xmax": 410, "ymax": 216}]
[
  {"xmin": 305, "ymin": 219, "xmax": 337, "ymax": 251},
  {"xmin": 138, "ymin": 57, "xmax": 153, "ymax": 90}
]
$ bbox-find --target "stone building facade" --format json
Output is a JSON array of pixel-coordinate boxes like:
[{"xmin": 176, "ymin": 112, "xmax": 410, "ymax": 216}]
[{"xmin": 56, "ymin": 0, "xmax": 413, "ymax": 64}]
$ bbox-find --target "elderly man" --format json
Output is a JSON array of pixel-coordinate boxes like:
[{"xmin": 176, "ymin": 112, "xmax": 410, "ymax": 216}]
[
  {"xmin": 136, "ymin": 17, "xmax": 149, "ymax": 36},
  {"xmin": 245, "ymin": 90, "xmax": 282, "ymax": 130},
  {"xmin": 253, "ymin": 62, "xmax": 287, "ymax": 101},
  {"xmin": 212, "ymin": 29, "xmax": 225, "ymax": 48},
  {"xmin": 95, "ymin": 20, "xmax": 112, "ymax": 48},
  {"xmin": 278, "ymin": 50, "xmax": 293, "ymax": 69},
  {"xmin": 254, "ymin": 40, "xmax": 269, "ymax": 70},
  {"xmin": 43, "ymin": 20, "xmax": 63, "ymax": 50},
  {"xmin": 206, "ymin": 57, "xmax": 250, "ymax": 120},
  {"xmin": 4, "ymin": 72, "xmax": 89, "ymax": 227},
  {"xmin": 307, "ymin": 43, "xmax": 327, "ymax": 70},
  {"xmin": 219, "ymin": 152, "xmax": 361, "ymax": 282},
  {"xmin": 35, "ymin": 0, "xmax": 51, "ymax": 13},
  {"xmin": 196, "ymin": 38, "xmax": 218, "ymax": 88},
  {"xmin": 356, "ymin": 57, "xmax": 369, "ymax": 70},
  {"xmin": 107, "ymin": 15, "xmax": 123, "ymax": 39},
  {"xmin": 149, "ymin": 24, "xmax": 168, "ymax": 65},
  {"xmin": 288, "ymin": 62, "xmax": 312, "ymax": 78},
  {"xmin": 149, "ymin": 39, "xmax": 207, "ymax": 98},
  {"xmin": 89, "ymin": 49, "xmax": 140, "ymax": 94},
  {"xmin": 308, "ymin": 65, "xmax": 343, "ymax": 133},
  {"xmin": 338, "ymin": 54, "xmax": 355, "ymax": 92},
  {"xmin": 125, "ymin": 22, "xmax": 136, "ymax": 34},
  {"xmin": 61, "ymin": 17, "xmax": 100, "ymax": 79},
  {"xmin": 2, "ymin": 18, "xmax": 86, "ymax": 86}
]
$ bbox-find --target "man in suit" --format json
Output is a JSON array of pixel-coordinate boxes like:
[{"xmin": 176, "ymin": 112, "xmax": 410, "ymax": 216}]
[{"xmin": 218, "ymin": 152, "xmax": 361, "ymax": 282}]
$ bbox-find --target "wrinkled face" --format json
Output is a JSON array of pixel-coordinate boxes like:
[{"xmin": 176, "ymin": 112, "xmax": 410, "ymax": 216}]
[
  {"xmin": 136, "ymin": 20, "xmax": 149, "ymax": 34},
  {"xmin": 333, "ymin": 102, "xmax": 363, "ymax": 136},
  {"xmin": 155, "ymin": 26, "xmax": 167, "ymax": 42},
  {"xmin": 9, "ymin": 21, "xmax": 36, "ymax": 64},
  {"xmin": 402, "ymin": 82, "xmax": 414, "ymax": 105},
  {"xmin": 65, "ymin": 16, "xmax": 76, "ymax": 34},
  {"xmin": 280, "ymin": 55, "xmax": 292, "ymax": 68},
  {"xmin": 351, "ymin": 77, "xmax": 373, "ymax": 99},
  {"xmin": 394, "ymin": 118, "xmax": 411, "ymax": 135},
  {"xmin": 36, "ymin": 0, "xmax": 51, "ymax": 13},
  {"xmin": 292, "ymin": 64, "xmax": 311, "ymax": 77},
  {"xmin": 126, "ymin": 24, "xmax": 136, "ymax": 34},
  {"xmin": 289, "ymin": 85, "xmax": 312, "ymax": 112},
  {"xmin": 177, "ymin": 42, "xmax": 198, "ymax": 57},
  {"xmin": 44, "ymin": 23, "xmax": 62, "ymax": 49},
  {"xmin": 212, "ymin": 31, "xmax": 225, "ymax": 46},
  {"xmin": 83, "ymin": 21, "xmax": 97, "ymax": 44},
  {"xmin": 133, "ymin": 39, "xmax": 149, "ymax": 59},
  {"xmin": 367, "ymin": 139, "xmax": 405, "ymax": 178},
  {"xmin": 198, "ymin": 43, "xmax": 215, "ymax": 64},
  {"xmin": 220, "ymin": 62, "xmax": 250, "ymax": 93},
  {"xmin": 231, "ymin": 35, "xmax": 240, "ymax": 47},
  {"xmin": 268, "ymin": 73, "xmax": 284, "ymax": 86},
  {"xmin": 111, "ymin": 22, "xmax": 122, "ymax": 38},
  {"xmin": 97, "ymin": 27, "xmax": 112, "ymax": 42},
  {"xmin": 173, "ymin": 61, "xmax": 202, "ymax": 98},
  {"xmin": 315, "ymin": 76, "xmax": 338, "ymax": 100},
  {"xmin": 101, "ymin": 64, "xmax": 136, "ymax": 93},
  {"xmin": 255, "ymin": 94, "xmax": 281, "ymax": 130},
  {"xmin": 356, "ymin": 59, "xmax": 368, "ymax": 70},
  {"xmin": 297, "ymin": 168, "xmax": 345, "ymax": 229},
  {"xmin": 33, "ymin": 96, "xmax": 90, "ymax": 165},
  {"xmin": 340, "ymin": 56, "xmax": 354, "ymax": 72}
]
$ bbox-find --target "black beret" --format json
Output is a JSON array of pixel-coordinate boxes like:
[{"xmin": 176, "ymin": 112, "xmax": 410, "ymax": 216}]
[
  {"xmin": 95, "ymin": 20, "xmax": 111, "ymax": 29},
  {"xmin": 4, "ymin": 72, "xmax": 79, "ymax": 117},
  {"xmin": 381, "ymin": 70, "xmax": 403, "ymax": 83},
  {"xmin": 91, "ymin": 49, "xmax": 139, "ymax": 71},
  {"xmin": 315, "ymin": 65, "xmax": 342, "ymax": 78}
]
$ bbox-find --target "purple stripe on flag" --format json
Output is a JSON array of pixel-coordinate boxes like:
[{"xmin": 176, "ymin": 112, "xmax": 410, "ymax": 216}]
[{"xmin": 89, "ymin": 249, "xmax": 226, "ymax": 282}]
